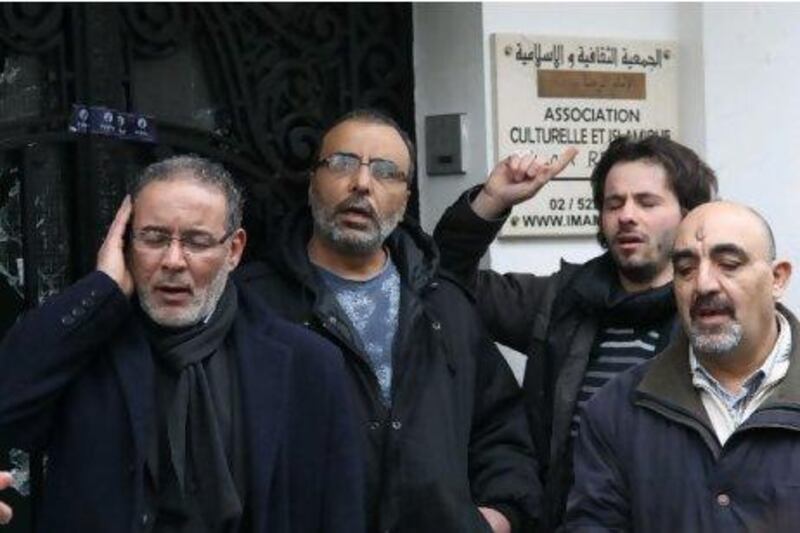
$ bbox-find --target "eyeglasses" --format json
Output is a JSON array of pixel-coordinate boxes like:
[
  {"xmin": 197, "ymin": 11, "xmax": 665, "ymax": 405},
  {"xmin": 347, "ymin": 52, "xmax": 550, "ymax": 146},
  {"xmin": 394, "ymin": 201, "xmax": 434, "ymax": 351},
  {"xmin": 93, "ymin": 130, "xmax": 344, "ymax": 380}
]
[
  {"xmin": 315, "ymin": 152, "xmax": 408, "ymax": 185},
  {"xmin": 130, "ymin": 228, "xmax": 234, "ymax": 256}
]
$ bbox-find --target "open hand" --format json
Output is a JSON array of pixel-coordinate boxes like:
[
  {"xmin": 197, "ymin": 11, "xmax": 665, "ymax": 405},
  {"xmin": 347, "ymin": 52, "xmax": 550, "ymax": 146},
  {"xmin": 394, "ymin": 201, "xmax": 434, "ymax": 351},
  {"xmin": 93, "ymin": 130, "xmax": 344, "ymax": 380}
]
[
  {"xmin": 96, "ymin": 196, "xmax": 135, "ymax": 297},
  {"xmin": 471, "ymin": 147, "xmax": 578, "ymax": 219}
]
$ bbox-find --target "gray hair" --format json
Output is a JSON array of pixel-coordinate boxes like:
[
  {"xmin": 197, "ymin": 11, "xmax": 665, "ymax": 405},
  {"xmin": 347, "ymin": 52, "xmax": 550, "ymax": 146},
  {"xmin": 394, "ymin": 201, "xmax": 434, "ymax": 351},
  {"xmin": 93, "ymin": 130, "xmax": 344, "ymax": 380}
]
[
  {"xmin": 129, "ymin": 155, "xmax": 244, "ymax": 231},
  {"xmin": 316, "ymin": 108, "xmax": 416, "ymax": 183}
]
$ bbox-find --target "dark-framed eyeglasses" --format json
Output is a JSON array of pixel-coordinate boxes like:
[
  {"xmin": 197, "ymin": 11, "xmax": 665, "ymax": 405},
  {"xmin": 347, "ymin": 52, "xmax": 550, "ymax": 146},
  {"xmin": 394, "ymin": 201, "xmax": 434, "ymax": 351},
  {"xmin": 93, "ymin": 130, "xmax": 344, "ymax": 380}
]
[
  {"xmin": 315, "ymin": 152, "xmax": 408, "ymax": 185},
  {"xmin": 130, "ymin": 228, "xmax": 234, "ymax": 256}
]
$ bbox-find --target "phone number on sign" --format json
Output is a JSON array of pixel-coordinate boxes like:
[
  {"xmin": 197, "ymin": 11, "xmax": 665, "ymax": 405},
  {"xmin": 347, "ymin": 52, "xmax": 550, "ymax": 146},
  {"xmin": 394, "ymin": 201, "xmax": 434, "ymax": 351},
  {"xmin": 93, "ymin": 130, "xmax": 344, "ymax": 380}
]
[{"xmin": 548, "ymin": 197, "xmax": 596, "ymax": 211}]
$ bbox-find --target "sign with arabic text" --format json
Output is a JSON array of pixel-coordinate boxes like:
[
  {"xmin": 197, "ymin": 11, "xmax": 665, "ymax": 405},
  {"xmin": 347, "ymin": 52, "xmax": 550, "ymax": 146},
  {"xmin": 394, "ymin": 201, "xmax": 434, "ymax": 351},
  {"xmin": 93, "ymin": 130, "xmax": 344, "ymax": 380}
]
[{"xmin": 492, "ymin": 35, "xmax": 678, "ymax": 237}]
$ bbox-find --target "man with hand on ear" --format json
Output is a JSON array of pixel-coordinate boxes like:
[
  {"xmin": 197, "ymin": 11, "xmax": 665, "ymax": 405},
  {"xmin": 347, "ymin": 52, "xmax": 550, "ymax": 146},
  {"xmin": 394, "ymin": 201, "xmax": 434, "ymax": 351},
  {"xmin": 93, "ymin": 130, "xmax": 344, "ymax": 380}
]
[{"xmin": 0, "ymin": 155, "xmax": 363, "ymax": 533}]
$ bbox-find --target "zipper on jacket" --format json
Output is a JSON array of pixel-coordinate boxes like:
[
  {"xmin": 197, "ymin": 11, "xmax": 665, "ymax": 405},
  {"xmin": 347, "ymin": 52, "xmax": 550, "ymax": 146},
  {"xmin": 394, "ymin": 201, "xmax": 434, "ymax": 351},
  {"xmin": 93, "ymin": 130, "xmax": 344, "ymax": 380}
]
[{"xmin": 312, "ymin": 313, "xmax": 390, "ymax": 416}]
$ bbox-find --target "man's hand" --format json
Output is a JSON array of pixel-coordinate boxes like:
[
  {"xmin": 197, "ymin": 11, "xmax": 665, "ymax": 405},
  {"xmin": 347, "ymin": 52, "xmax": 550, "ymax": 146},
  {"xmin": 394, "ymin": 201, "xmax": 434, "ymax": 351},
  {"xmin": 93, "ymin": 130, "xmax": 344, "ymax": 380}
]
[
  {"xmin": 96, "ymin": 195, "xmax": 135, "ymax": 297},
  {"xmin": 471, "ymin": 147, "xmax": 579, "ymax": 220},
  {"xmin": 478, "ymin": 506, "xmax": 511, "ymax": 533},
  {"xmin": 0, "ymin": 471, "xmax": 13, "ymax": 526}
]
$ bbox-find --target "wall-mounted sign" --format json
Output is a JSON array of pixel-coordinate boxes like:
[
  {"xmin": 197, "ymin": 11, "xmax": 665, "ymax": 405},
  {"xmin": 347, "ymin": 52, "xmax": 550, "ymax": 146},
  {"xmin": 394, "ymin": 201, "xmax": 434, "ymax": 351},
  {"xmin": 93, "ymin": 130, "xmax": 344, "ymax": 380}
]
[
  {"xmin": 492, "ymin": 34, "xmax": 678, "ymax": 237},
  {"xmin": 69, "ymin": 104, "xmax": 157, "ymax": 143}
]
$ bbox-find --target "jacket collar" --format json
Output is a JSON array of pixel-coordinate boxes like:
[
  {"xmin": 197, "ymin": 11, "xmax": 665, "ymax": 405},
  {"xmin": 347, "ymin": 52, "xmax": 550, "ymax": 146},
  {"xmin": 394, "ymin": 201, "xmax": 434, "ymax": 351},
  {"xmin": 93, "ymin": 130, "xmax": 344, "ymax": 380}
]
[
  {"xmin": 756, "ymin": 304, "xmax": 800, "ymax": 408},
  {"xmin": 568, "ymin": 252, "xmax": 675, "ymax": 327},
  {"xmin": 271, "ymin": 207, "xmax": 440, "ymax": 295},
  {"xmin": 636, "ymin": 303, "xmax": 800, "ymax": 418}
]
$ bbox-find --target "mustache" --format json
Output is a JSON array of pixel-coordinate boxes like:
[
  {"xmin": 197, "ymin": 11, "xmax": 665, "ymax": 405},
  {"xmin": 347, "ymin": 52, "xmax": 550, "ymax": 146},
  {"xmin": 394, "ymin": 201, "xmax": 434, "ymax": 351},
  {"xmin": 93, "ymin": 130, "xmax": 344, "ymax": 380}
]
[
  {"xmin": 154, "ymin": 272, "xmax": 192, "ymax": 286},
  {"xmin": 613, "ymin": 231, "xmax": 649, "ymax": 244},
  {"xmin": 335, "ymin": 195, "xmax": 377, "ymax": 219},
  {"xmin": 690, "ymin": 293, "xmax": 735, "ymax": 319}
]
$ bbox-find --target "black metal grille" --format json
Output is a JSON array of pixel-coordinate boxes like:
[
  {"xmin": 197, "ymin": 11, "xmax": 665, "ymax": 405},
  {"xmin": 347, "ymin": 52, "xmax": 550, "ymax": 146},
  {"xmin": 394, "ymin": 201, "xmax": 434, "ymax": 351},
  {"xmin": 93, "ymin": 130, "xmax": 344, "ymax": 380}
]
[{"xmin": 0, "ymin": 4, "xmax": 415, "ymax": 531}]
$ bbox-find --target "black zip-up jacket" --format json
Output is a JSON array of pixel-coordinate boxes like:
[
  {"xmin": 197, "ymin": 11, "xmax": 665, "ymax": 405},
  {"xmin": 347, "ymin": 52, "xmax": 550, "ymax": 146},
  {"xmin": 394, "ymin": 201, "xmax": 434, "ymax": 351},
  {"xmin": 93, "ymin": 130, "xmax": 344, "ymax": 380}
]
[
  {"xmin": 433, "ymin": 189, "xmax": 676, "ymax": 530},
  {"xmin": 236, "ymin": 208, "xmax": 541, "ymax": 532}
]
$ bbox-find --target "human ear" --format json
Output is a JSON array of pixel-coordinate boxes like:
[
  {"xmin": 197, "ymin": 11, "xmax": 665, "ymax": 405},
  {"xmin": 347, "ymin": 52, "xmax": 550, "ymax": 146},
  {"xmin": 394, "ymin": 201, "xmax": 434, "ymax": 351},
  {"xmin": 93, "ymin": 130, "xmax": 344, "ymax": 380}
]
[
  {"xmin": 771, "ymin": 260, "xmax": 792, "ymax": 299},
  {"xmin": 227, "ymin": 229, "xmax": 247, "ymax": 270}
]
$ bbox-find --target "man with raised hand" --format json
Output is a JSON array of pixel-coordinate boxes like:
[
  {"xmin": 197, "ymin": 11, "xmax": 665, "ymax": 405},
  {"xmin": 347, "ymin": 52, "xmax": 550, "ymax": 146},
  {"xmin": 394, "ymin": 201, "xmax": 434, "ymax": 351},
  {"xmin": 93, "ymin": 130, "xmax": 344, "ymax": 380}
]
[
  {"xmin": 567, "ymin": 201, "xmax": 798, "ymax": 531},
  {"xmin": 0, "ymin": 155, "xmax": 363, "ymax": 533},
  {"xmin": 238, "ymin": 109, "xmax": 541, "ymax": 532},
  {"xmin": 434, "ymin": 135, "xmax": 717, "ymax": 529}
]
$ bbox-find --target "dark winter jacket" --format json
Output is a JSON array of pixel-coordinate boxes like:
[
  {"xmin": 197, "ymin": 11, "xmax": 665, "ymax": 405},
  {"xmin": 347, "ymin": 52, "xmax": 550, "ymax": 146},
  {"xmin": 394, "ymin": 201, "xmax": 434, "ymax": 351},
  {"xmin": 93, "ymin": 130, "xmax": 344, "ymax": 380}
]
[
  {"xmin": 0, "ymin": 272, "xmax": 364, "ymax": 533},
  {"xmin": 236, "ymin": 208, "xmax": 542, "ymax": 532},
  {"xmin": 433, "ymin": 189, "xmax": 676, "ymax": 530},
  {"xmin": 566, "ymin": 304, "xmax": 800, "ymax": 532}
]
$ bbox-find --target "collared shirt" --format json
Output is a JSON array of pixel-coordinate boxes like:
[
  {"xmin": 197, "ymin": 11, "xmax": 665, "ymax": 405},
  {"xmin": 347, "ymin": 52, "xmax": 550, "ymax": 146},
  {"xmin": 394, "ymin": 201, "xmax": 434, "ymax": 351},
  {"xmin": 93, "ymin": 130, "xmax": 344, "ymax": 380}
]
[{"xmin": 690, "ymin": 310, "xmax": 792, "ymax": 445}]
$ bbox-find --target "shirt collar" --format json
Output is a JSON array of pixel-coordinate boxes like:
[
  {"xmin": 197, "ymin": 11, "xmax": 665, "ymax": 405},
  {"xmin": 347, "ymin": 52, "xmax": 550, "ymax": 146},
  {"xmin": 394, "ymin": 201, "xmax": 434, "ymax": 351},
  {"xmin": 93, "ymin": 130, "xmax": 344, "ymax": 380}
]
[{"xmin": 690, "ymin": 310, "xmax": 792, "ymax": 403}]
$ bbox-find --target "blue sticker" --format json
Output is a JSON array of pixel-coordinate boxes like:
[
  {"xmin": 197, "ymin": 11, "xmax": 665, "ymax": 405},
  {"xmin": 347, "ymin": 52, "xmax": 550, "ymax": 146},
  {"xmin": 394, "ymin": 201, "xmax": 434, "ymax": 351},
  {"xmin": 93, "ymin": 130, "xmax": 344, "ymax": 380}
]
[
  {"xmin": 68, "ymin": 104, "xmax": 157, "ymax": 143},
  {"xmin": 68, "ymin": 104, "xmax": 91, "ymax": 134}
]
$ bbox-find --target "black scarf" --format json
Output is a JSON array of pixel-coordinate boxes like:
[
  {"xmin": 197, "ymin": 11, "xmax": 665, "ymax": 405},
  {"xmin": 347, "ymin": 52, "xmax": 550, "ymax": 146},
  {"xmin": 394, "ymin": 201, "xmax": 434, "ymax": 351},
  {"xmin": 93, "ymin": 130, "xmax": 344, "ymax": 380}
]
[
  {"xmin": 572, "ymin": 253, "xmax": 676, "ymax": 327},
  {"xmin": 143, "ymin": 282, "xmax": 245, "ymax": 532}
]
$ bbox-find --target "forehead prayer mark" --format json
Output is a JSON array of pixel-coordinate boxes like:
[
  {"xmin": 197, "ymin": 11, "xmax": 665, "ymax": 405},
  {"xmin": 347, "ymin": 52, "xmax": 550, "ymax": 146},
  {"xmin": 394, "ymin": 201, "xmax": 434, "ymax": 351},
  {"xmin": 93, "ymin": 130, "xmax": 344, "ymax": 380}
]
[{"xmin": 695, "ymin": 224, "xmax": 705, "ymax": 242}]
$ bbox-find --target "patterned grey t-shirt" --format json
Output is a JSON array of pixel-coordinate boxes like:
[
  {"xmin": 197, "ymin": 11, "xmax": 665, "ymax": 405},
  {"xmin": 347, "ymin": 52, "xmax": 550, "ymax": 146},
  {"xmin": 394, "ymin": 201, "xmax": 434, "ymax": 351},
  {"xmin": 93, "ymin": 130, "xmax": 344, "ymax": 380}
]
[{"xmin": 316, "ymin": 258, "xmax": 401, "ymax": 405}]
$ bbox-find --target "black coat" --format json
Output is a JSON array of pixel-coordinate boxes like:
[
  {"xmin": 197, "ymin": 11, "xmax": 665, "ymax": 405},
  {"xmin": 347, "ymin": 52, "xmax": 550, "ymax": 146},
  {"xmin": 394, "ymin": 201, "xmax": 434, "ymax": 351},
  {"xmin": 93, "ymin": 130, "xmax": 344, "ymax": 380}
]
[
  {"xmin": 567, "ymin": 305, "xmax": 800, "ymax": 532},
  {"xmin": 236, "ymin": 208, "xmax": 541, "ymax": 532},
  {"xmin": 434, "ymin": 189, "xmax": 675, "ymax": 530},
  {"xmin": 0, "ymin": 272, "xmax": 364, "ymax": 533}
]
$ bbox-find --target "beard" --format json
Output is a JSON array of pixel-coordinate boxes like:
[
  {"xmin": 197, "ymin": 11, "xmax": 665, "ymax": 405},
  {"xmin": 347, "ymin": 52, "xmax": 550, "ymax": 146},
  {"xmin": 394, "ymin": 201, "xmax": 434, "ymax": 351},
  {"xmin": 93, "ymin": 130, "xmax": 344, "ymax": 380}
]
[
  {"xmin": 310, "ymin": 191, "xmax": 404, "ymax": 255},
  {"xmin": 686, "ymin": 293, "xmax": 743, "ymax": 357},
  {"xmin": 137, "ymin": 264, "xmax": 230, "ymax": 328},
  {"xmin": 689, "ymin": 322, "xmax": 744, "ymax": 357},
  {"xmin": 609, "ymin": 227, "xmax": 676, "ymax": 286},
  {"xmin": 616, "ymin": 258, "xmax": 661, "ymax": 285}
]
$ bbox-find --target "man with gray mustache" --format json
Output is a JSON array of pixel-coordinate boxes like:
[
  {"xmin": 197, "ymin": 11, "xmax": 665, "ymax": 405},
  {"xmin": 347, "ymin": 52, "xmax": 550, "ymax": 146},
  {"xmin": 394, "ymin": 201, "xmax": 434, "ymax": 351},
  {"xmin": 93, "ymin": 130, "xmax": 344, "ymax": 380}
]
[
  {"xmin": 567, "ymin": 201, "xmax": 800, "ymax": 531},
  {"xmin": 238, "ymin": 109, "xmax": 541, "ymax": 532}
]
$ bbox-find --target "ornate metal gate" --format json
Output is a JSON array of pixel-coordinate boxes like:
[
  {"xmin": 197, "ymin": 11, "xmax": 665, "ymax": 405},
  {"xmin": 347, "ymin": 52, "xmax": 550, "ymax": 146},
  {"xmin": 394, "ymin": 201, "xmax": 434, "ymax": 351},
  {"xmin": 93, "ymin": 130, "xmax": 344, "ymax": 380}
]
[{"xmin": 0, "ymin": 4, "xmax": 415, "ymax": 531}]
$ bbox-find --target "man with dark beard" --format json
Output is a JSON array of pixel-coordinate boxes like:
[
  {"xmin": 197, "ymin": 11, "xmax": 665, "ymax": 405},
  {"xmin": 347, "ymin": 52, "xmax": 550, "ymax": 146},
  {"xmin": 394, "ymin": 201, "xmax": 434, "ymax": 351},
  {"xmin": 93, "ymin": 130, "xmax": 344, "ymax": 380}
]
[
  {"xmin": 566, "ymin": 201, "xmax": 799, "ymax": 531},
  {"xmin": 237, "ymin": 109, "xmax": 541, "ymax": 532},
  {"xmin": 433, "ymin": 135, "xmax": 718, "ymax": 530},
  {"xmin": 0, "ymin": 156, "xmax": 363, "ymax": 532}
]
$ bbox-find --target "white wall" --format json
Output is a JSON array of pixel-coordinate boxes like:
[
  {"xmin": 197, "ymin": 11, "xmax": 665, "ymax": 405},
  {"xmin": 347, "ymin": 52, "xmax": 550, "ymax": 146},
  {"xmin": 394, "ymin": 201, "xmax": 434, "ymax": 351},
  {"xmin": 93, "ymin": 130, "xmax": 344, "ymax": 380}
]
[
  {"xmin": 413, "ymin": 3, "xmax": 489, "ymax": 234},
  {"xmin": 700, "ymin": 3, "xmax": 800, "ymax": 308}
]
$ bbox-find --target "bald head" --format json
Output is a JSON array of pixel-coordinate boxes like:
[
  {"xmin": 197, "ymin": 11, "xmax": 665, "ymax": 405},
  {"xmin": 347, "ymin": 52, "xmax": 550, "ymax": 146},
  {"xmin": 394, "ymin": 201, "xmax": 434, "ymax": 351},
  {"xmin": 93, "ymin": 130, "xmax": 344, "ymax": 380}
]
[
  {"xmin": 675, "ymin": 201, "xmax": 775, "ymax": 263},
  {"xmin": 671, "ymin": 200, "xmax": 791, "ymax": 364}
]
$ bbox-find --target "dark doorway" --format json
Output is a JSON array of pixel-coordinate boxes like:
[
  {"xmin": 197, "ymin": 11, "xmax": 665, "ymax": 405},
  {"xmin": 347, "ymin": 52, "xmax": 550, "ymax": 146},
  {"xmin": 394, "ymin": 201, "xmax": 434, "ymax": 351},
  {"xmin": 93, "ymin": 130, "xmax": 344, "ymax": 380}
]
[{"xmin": 0, "ymin": 4, "xmax": 415, "ymax": 531}]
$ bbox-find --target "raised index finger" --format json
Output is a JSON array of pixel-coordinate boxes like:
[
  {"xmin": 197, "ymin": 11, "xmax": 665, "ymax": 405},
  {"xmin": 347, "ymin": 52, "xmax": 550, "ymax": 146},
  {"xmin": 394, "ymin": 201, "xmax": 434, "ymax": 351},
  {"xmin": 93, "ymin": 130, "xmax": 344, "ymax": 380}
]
[{"xmin": 546, "ymin": 146, "xmax": 579, "ymax": 177}]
